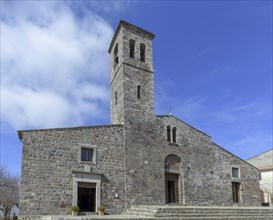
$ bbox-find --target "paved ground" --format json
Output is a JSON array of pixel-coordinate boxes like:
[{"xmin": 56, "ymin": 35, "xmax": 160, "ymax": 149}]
[
  {"xmin": 33, "ymin": 206, "xmax": 273, "ymax": 220},
  {"xmin": 41, "ymin": 215, "xmax": 152, "ymax": 220}
]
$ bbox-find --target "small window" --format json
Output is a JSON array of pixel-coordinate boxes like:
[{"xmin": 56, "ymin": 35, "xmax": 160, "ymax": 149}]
[
  {"xmin": 140, "ymin": 43, "xmax": 145, "ymax": 62},
  {"xmin": 172, "ymin": 127, "xmax": 177, "ymax": 143},
  {"xmin": 115, "ymin": 91, "xmax": 117, "ymax": 105},
  {"xmin": 114, "ymin": 43, "xmax": 118, "ymax": 66},
  {"xmin": 167, "ymin": 126, "xmax": 171, "ymax": 142},
  {"xmin": 130, "ymin": 39, "xmax": 135, "ymax": 58},
  {"xmin": 137, "ymin": 85, "xmax": 141, "ymax": 99},
  {"xmin": 232, "ymin": 167, "xmax": 239, "ymax": 178},
  {"xmin": 81, "ymin": 148, "xmax": 94, "ymax": 162}
]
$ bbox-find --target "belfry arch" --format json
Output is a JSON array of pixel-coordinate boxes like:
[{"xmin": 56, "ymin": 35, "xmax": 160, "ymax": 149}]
[{"xmin": 164, "ymin": 154, "xmax": 184, "ymax": 204}]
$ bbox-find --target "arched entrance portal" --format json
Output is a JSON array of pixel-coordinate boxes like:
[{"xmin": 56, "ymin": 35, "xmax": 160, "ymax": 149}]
[{"xmin": 164, "ymin": 154, "xmax": 182, "ymax": 204}]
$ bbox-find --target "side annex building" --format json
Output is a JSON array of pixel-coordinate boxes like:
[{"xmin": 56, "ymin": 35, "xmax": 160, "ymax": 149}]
[{"xmin": 18, "ymin": 21, "xmax": 261, "ymax": 217}]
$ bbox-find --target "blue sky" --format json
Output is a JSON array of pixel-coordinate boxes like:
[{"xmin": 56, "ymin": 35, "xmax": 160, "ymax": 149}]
[{"xmin": 1, "ymin": 0, "xmax": 272, "ymax": 174}]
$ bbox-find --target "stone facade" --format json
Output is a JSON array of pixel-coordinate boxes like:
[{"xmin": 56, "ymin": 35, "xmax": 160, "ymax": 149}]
[
  {"xmin": 110, "ymin": 21, "xmax": 155, "ymax": 125},
  {"xmin": 247, "ymin": 149, "xmax": 273, "ymax": 205},
  {"xmin": 18, "ymin": 20, "xmax": 261, "ymax": 218},
  {"xmin": 19, "ymin": 125, "xmax": 125, "ymax": 216}
]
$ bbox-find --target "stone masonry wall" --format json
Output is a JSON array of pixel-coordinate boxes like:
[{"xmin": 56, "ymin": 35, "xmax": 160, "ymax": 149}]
[
  {"xmin": 122, "ymin": 64, "xmax": 155, "ymax": 123},
  {"xmin": 110, "ymin": 63, "xmax": 125, "ymax": 125},
  {"xmin": 123, "ymin": 115, "xmax": 260, "ymax": 208},
  {"xmin": 20, "ymin": 125, "xmax": 125, "ymax": 217},
  {"xmin": 19, "ymin": 21, "xmax": 261, "ymax": 220},
  {"xmin": 211, "ymin": 142, "xmax": 261, "ymax": 206},
  {"xmin": 110, "ymin": 25, "xmax": 154, "ymax": 125},
  {"xmin": 159, "ymin": 115, "xmax": 260, "ymax": 206}
]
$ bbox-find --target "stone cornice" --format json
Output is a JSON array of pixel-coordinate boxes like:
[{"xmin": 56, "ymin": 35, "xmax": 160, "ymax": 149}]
[
  {"xmin": 17, "ymin": 124, "xmax": 123, "ymax": 140},
  {"xmin": 108, "ymin": 20, "xmax": 155, "ymax": 53}
]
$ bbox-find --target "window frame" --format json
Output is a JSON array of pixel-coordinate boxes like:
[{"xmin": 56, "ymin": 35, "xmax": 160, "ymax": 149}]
[
  {"xmin": 78, "ymin": 145, "xmax": 97, "ymax": 164},
  {"xmin": 115, "ymin": 91, "xmax": 118, "ymax": 105},
  {"xmin": 114, "ymin": 43, "xmax": 118, "ymax": 67},
  {"xmin": 140, "ymin": 43, "xmax": 145, "ymax": 62},
  {"xmin": 81, "ymin": 147, "xmax": 93, "ymax": 162},
  {"xmin": 167, "ymin": 126, "xmax": 171, "ymax": 142},
  {"xmin": 231, "ymin": 166, "xmax": 240, "ymax": 179},
  {"xmin": 129, "ymin": 39, "xmax": 135, "ymax": 58},
  {"xmin": 137, "ymin": 85, "xmax": 141, "ymax": 99},
  {"xmin": 172, "ymin": 127, "xmax": 177, "ymax": 143}
]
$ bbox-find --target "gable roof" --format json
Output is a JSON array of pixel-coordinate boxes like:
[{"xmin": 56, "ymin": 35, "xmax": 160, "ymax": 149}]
[
  {"xmin": 156, "ymin": 114, "xmax": 211, "ymax": 138},
  {"xmin": 246, "ymin": 149, "xmax": 273, "ymax": 170}
]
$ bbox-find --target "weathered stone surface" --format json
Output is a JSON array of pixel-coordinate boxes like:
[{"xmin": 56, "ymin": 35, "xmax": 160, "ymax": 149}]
[
  {"xmin": 20, "ymin": 125, "xmax": 125, "ymax": 216},
  {"xmin": 19, "ymin": 20, "xmax": 261, "ymax": 220},
  {"xmin": 122, "ymin": 115, "xmax": 260, "ymax": 207},
  {"xmin": 110, "ymin": 21, "xmax": 154, "ymax": 125}
]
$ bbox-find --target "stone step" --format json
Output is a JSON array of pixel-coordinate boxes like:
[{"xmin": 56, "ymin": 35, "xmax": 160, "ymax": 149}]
[
  {"xmin": 123, "ymin": 205, "xmax": 273, "ymax": 219},
  {"xmin": 129, "ymin": 205, "xmax": 273, "ymax": 212},
  {"xmin": 40, "ymin": 216, "xmax": 273, "ymax": 220},
  {"xmin": 155, "ymin": 210, "xmax": 273, "ymax": 214},
  {"xmin": 128, "ymin": 208, "xmax": 273, "ymax": 213},
  {"xmin": 126, "ymin": 209, "xmax": 273, "ymax": 215},
  {"xmin": 41, "ymin": 217, "xmax": 51, "ymax": 220},
  {"xmin": 131, "ymin": 206, "xmax": 273, "ymax": 211},
  {"xmin": 154, "ymin": 213, "xmax": 273, "ymax": 217},
  {"xmin": 122, "ymin": 212, "xmax": 155, "ymax": 217},
  {"xmin": 123, "ymin": 212, "xmax": 273, "ymax": 218}
]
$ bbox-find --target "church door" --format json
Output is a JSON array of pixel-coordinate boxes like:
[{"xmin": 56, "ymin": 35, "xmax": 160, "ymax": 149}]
[
  {"xmin": 164, "ymin": 154, "xmax": 181, "ymax": 204},
  {"xmin": 165, "ymin": 173, "xmax": 179, "ymax": 203},
  {"xmin": 77, "ymin": 182, "xmax": 96, "ymax": 212},
  {"xmin": 232, "ymin": 182, "xmax": 240, "ymax": 203}
]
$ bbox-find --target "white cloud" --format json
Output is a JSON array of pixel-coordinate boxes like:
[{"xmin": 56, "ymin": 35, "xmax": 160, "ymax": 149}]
[
  {"xmin": 174, "ymin": 97, "xmax": 207, "ymax": 120},
  {"xmin": 214, "ymin": 99, "xmax": 272, "ymax": 124},
  {"xmin": 1, "ymin": 1, "xmax": 114, "ymax": 130}
]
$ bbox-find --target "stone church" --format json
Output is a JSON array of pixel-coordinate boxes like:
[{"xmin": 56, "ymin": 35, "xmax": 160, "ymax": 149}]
[{"xmin": 18, "ymin": 20, "xmax": 261, "ymax": 217}]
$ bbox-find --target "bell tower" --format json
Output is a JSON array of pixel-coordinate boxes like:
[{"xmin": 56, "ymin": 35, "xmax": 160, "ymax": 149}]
[{"xmin": 108, "ymin": 21, "xmax": 155, "ymax": 124}]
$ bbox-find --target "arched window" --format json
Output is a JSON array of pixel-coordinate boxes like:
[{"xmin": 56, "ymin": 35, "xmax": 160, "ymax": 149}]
[
  {"xmin": 129, "ymin": 39, "xmax": 135, "ymax": 58},
  {"xmin": 114, "ymin": 43, "xmax": 118, "ymax": 66},
  {"xmin": 115, "ymin": 91, "xmax": 117, "ymax": 105},
  {"xmin": 172, "ymin": 127, "xmax": 177, "ymax": 143},
  {"xmin": 167, "ymin": 126, "xmax": 171, "ymax": 142},
  {"xmin": 140, "ymin": 43, "xmax": 145, "ymax": 62},
  {"xmin": 137, "ymin": 85, "xmax": 141, "ymax": 99}
]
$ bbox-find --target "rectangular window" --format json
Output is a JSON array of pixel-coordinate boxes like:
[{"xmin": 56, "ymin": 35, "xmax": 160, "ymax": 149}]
[
  {"xmin": 140, "ymin": 43, "xmax": 145, "ymax": 62},
  {"xmin": 81, "ymin": 148, "xmax": 94, "ymax": 162},
  {"xmin": 114, "ymin": 43, "xmax": 118, "ymax": 68},
  {"xmin": 232, "ymin": 167, "xmax": 239, "ymax": 178},
  {"xmin": 130, "ymin": 39, "xmax": 135, "ymax": 58}
]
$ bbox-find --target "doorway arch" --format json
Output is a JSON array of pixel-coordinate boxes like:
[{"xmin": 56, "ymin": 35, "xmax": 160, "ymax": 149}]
[{"xmin": 164, "ymin": 154, "xmax": 182, "ymax": 204}]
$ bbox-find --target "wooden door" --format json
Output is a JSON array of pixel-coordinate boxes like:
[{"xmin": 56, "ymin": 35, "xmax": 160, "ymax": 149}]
[
  {"xmin": 78, "ymin": 182, "xmax": 96, "ymax": 212},
  {"xmin": 232, "ymin": 182, "xmax": 240, "ymax": 203},
  {"xmin": 165, "ymin": 173, "xmax": 179, "ymax": 203}
]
